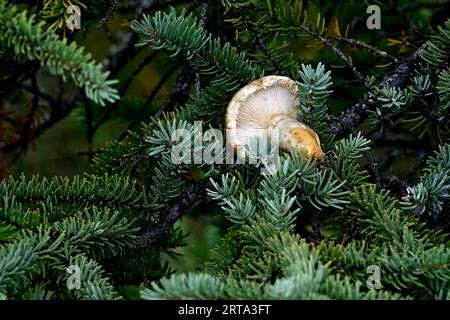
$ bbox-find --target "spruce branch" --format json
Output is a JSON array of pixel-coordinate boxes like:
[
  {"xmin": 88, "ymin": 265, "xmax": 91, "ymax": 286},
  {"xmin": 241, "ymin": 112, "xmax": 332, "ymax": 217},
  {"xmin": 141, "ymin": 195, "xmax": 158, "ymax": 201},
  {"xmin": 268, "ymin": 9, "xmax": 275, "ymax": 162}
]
[
  {"xmin": 297, "ymin": 62, "xmax": 333, "ymax": 134},
  {"xmin": 0, "ymin": 205, "xmax": 138, "ymax": 297},
  {"xmin": 0, "ymin": 228, "xmax": 62, "ymax": 295},
  {"xmin": 338, "ymin": 36, "xmax": 398, "ymax": 63},
  {"xmin": 313, "ymin": 33, "xmax": 364, "ymax": 82},
  {"xmin": 131, "ymin": 8, "xmax": 261, "ymax": 91},
  {"xmin": 43, "ymin": 0, "xmax": 111, "ymax": 30},
  {"xmin": 97, "ymin": 0, "xmax": 120, "ymax": 29},
  {"xmin": 327, "ymin": 45, "xmax": 426, "ymax": 137},
  {"xmin": 401, "ymin": 144, "xmax": 450, "ymax": 217},
  {"xmin": 0, "ymin": 0, "xmax": 119, "ymax": 106}
]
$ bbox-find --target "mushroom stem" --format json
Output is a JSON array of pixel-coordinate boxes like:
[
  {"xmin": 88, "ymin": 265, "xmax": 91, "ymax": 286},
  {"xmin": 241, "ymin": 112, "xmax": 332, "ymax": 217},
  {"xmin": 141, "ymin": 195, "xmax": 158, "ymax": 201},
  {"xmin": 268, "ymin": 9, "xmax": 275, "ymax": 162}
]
[{"xmin": 269, "ymin": 114, "xmax": 325, "ymax": 160}]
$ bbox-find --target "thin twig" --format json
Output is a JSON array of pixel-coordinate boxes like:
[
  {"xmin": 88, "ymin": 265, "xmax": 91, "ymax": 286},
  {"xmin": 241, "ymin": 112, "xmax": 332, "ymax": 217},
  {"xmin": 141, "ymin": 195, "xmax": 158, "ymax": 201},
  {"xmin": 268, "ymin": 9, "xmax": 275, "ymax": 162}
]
[
  {"xmin": 327, "ymin": 44, "xmax": 426, "ymax": 137},
  {"xmin": 156, "ymin": 66, "xmax": 194, "ymax": 117},
  {"xmin": 1, "ymin": 100, "xmax": 75, "ymax": 153},
  {"xmin": 119, "ymin": 64, "xmax": 179, "ymax": 141},
  {"xmin": 137, "ymin": 180, "xmax": 208, "ymax": 248},
  {"xmin": 365, "ymin": 152, "xmax": 382, "ymax": 189},
  {"xmin": 20, "ymin": 69, "xmax": 40, "ymax": 152},
  {"xmin": 338, "ymin": 36, "xmax": 398, "ymax": 63},
  {"xmin": 93, "ymin": 51, "xmax": 160, "ymax": 134},
  {"xmin": 316, "ymin": 33, "xmax": 365, "ymax": 82},
  {"xmin": 119, "ymin": 51, "xmax": 160, "ymax": 97},
  {"xmin": 311, "ymin": 212, "xmax": 325, "ymax": 242},
  {"xmin": 82, "ymin": 93, "xmax": 94, "ymax": 163},
  {"xmin": 97, "ymin": 0, "xmax": 120, "ymax": 29},
  {"xmin": 365, "ymin": 151, "xmax": 410, "ymax": 195}
]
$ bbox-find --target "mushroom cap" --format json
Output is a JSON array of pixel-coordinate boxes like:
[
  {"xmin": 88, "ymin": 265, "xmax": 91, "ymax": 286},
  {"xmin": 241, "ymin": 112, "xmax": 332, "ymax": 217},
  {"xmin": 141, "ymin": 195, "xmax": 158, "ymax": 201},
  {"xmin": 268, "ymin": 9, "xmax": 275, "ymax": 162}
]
[{"xmin": 226, "ymin": 75, "xmax": 299, "ymax": 150}]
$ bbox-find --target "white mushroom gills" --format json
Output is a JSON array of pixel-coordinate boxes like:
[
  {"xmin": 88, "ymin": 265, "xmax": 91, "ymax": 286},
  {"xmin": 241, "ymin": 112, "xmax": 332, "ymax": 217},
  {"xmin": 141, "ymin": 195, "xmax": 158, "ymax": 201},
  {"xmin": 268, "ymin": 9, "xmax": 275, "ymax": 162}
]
[{"xmin": 226, "ymin": 75, "xmax": 324, "ymax": 161}]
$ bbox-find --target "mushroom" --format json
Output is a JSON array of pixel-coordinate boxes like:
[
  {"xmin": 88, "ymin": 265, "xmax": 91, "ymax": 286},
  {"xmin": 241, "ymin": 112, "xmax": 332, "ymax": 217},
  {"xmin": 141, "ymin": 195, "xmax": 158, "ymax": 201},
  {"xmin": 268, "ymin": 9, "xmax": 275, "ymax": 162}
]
[{"xmin": 226, "ymin": 75, "xmax": 324, "ymax": 161}]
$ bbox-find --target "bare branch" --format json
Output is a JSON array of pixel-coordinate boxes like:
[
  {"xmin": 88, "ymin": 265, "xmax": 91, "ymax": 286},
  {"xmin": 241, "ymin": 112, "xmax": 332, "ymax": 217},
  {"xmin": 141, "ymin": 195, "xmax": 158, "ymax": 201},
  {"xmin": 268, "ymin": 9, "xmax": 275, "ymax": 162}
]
[{"xmin": 137, "ymin": 180, "xmax": 209, "ymax": 248}]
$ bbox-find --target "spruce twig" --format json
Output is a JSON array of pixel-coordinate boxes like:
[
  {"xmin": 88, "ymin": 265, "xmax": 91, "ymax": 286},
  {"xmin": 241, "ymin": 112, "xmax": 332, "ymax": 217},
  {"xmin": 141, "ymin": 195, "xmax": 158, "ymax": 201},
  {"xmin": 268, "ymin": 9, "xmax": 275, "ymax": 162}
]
[
  {"xmin": 327, "ymin": 45, "xmax": 426, "ymax": 137},
  {"xmin": 137, "ymin": 180, "xmax": 209, "ymax": 248}
]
